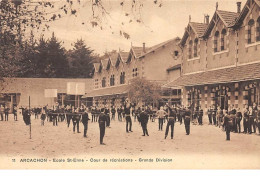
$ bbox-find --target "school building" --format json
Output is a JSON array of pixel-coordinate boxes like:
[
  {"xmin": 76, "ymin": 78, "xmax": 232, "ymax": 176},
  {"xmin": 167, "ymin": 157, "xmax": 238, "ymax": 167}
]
[{"xmin": 164, "ymin": 0, "xmax": 260, "ymax": 111}]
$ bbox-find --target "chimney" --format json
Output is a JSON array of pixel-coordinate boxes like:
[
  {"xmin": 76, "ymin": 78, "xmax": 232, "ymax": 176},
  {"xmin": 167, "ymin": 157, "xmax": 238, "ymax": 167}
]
[
  {"xmin": 237, "ymin": 2, "xmax": 241, "ymax": 13},
  {"xmin": 143, "ymin": 42, "xmax": 146, "ymax": 53},
  {"xmin": 205, "ymin": 14, "xmax": 210, "ymax": 25}
]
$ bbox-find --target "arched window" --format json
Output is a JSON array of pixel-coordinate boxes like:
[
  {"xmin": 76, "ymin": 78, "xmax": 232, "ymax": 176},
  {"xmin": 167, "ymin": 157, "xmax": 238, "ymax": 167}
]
[
  {"xmin": 257, "ymin": 17, "xmax": 260, "ymax": 42},
  {"xmin": 194, "ymin": 38, "xmax": 198, "ymax": 57},
  {"xmin": 248, "ymin": 19, "xmax": 255, "ymax": 44},
  {"xmin": 102, "ymin": 77, "xmax": 106, "ymax": 87},
  {"xmin": 221, "ymin": 29, "xmax": 227, "ymax": 51},
  {"xmin": 188, "ymin": 40, "xmax": 193, "ymax": 59},
  {"xmin": 214, "ymin": 31, "xmax": 219, "ymax": 52},
  {"xmin": 120, "ymin": 72, "xmax": 125, "ymax": 84},
  {"xmin": 110, "ymin": 75, "xmax": 115, "ymax": 86}
]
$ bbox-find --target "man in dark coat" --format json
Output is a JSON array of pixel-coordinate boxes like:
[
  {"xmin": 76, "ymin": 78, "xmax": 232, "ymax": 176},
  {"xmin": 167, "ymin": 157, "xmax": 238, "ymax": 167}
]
[
  {"xmin": 82, "ymin": 109, "xmax": 90, "ymax": 138},
  {"xmin": 98, "ymin": 108, "xmax": 107, "ymax": 145},
  {"xmin": 223, "ymin": 112, "xmax": 233, "ymax": 141},
  {"xmin": 138, "ymin": 108, "xmax": 149, "ymax": 136},
  {"xmin": 23, "ymin": 108, "xmax": 31, "ymax": 125}
]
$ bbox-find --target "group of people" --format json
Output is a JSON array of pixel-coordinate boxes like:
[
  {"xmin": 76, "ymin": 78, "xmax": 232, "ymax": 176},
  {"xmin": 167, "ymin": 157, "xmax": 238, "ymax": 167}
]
[
  {"xmin": 0, "ymin": 104, "xmax": 17, "ymax": 121},
  {"xmin": 204, "ymin": 104, "xmax": 260, "ymax": 140},
  {"xmin": 3, "ymin": 99, "xmax": 259, "ymax": 145}
]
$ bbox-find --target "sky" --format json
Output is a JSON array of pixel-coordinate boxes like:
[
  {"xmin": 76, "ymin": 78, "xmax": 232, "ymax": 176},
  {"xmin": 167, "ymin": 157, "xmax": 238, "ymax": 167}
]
[{"xmin": 33, "ymin": 0, "xmax": 247, "ymax": 55}]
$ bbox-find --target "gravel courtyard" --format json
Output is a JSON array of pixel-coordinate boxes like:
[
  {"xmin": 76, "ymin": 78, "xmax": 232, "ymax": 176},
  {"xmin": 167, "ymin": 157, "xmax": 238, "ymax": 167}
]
[{"xmin": 0, "ymin": 114, "xmax": 259, "ymax": 169}]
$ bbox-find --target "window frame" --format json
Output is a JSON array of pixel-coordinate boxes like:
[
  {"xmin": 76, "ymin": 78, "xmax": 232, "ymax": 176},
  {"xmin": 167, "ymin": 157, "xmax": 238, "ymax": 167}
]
[{"xmin": 248, "ymin": 19, "xmax": 255, "ymax": 44}]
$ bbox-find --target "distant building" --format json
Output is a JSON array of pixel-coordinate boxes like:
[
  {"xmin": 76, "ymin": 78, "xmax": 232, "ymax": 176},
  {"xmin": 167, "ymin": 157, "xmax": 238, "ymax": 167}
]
[
  {"xmin": 84, "ymin": 38, "xmax": 182, "ymax": 107},
  {"xmin": 0, "ymin": 78, "xmax": 93, "ymax": 112},
  {"xmin": 164, "ymin": 0, "xmax": 260, "ymax": 112}
]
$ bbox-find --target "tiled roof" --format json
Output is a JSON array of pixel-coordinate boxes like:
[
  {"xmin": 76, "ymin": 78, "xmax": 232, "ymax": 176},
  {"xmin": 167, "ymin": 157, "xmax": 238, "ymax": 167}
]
[
  {"xmin": 216, "ymin": 10, "xmax": 239, "ymax": 26},
  {"xmin": 101, "ymin": 59, "xmax": 109, "ymax": 70},
  {"xmin": 119, "ymin": 51, "xmax": 129, "ymax": 62},
  {"xmin": 166, "ymin": 64, "xmax": 181, "ymax": 72},
  {"xmin": 189, "ymin": 22, "xmax": 208, "ymax": 37},
  {"xmin": 229, "ymin": 0, "xmax": 260, "ymax": 28},
  {"xmin": 109, "ymin": 52, "xmax": 118, "ymax": 66},
  {"xmin": 180, "ymin": 23, "xmax": 206, "ymax": 47},
  {"xmin": 131, "ymin": 38, "xmax": 179, "ymax": 58},
  {"xmin": 83, "ymin": 84, "xmax": 129, "ymax": 98},
  {"xmin": 163, "ymin": 62, "xmax": 260, "ymax": 87},
  {"xmin": 131, "ymin": 46, "xmax": 145, "ymax": 58},
  {"xmin": 93, "ymin": 63, "xmax": 100, "ymax": 72}
]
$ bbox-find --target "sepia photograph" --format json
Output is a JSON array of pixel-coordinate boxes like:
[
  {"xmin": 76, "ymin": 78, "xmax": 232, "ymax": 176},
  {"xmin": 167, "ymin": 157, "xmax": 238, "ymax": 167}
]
[{"xmin": 0, "ymin": 0, "xmax": 260, "ymax": 170}]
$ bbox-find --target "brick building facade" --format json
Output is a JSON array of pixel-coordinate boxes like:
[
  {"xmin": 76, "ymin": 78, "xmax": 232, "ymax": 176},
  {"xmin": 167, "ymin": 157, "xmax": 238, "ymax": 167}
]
[{"xmin": 164, "ymin": 0, "xmax": 260, "ymax": 112}]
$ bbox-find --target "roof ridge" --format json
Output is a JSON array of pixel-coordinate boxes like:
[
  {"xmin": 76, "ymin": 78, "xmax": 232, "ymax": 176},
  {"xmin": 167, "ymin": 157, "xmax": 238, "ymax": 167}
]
[{"xmin": 216, "ymin": 9, "xmax": 238, "ymax": 14}]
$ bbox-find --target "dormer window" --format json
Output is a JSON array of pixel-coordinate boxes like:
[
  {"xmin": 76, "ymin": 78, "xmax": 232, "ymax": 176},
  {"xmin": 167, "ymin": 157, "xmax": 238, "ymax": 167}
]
[
  {"xmin": 194, "ymin": 38, "xmax": 198, "ymax": 57},
  {"xmin": 221, "ymin": 29, "xmax": 227, "ymax": 51},
  {"xmin": 248, "ymin": 19, "xmax": 255, "ymax": 44},
  {"xmin": 214, "ymin": 31, "xmax": 219, "ymax": 52}
]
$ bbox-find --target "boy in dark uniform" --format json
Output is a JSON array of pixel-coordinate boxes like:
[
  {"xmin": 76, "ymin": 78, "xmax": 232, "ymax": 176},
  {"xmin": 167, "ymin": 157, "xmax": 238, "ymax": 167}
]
[
  {"xmin": 198, "ymin": 106, "xmax": 203, "ymax": 125},
  {"xmin": 13, "ymin": 105, "xmax": 18, "ymax": 121},
  {"xmin": 235, "ymin": 108, "xmax": 242, "ymax": 133},
  {"xmin": 257, "ymin": 105, "xmax": 260, "ymax": 135},
  {"xmin": 165, "ymin": 104, "xmax": 176, "ymax": 139},
  {"xmin": 0, "ymin": 105, "xmax": 4, "ymax": 121},
  {"xmin": 98, "ymin": 108, "xmax": 107, "ymax": 145},
  {"xmin": 91, "ymin": 106, "xmax": 95, "ymax": 122},
  {"xmin": 117, "ymin": 107, "xmax": 122, "ymax": 121},
  {"xmin": 95, "ymin": 107, "xmax": 99, "ymax": 122},
  {"xmin": 207, "ymin": 106, "xmax": 212, "ymax": 125},
  {"xmin": 184, "ymin": 107, "xmax": 191, "ymax": 135},
  {"xmin": 243, "ymin": 105, "xmax": 249, "ymax": 133},
  {"xmin": 4, "ymin": 106, "xmax": 10, "ymax": 121},
  {"xmin": 111, "ymin": 106, "xmax": 116, "ymax": 121},
  {"xmin": 138, "ymin": 107, "xmax": 149, "ymax": 136},
  {"xmin": 72, "ymin": 108, "xmax": 81, "ymax": 133},
  {"xmin": 212, "ymin": 106, "xmax": 217, "ymax": 126},
  {"xmin": 223, "ymin": 111, "xmax": 233, "ymax": 141},
  {"xmin": 66, "ymin": 105, "xmax": 72, "ymax": 128},
  {"xmin": 125, "ymin": 101, "xmax": 133, "ymax": 133},
  {"xmin": 104, "ymin": 106, "xmax": 110, "ymax": 128},
  {"xmin": 82, "ymin": 109, "xmax": 90, "ymax": 137}
]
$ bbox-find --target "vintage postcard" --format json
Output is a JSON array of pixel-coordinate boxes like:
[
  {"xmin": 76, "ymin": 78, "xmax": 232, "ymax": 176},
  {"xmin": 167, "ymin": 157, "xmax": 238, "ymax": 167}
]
[{"xmin": 0, "ymin": 0, "xmax": 260, "ymax": 169}]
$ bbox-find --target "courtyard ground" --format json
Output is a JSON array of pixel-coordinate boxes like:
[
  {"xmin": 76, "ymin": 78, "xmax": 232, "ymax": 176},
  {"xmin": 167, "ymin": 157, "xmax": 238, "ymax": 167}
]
[{"xmin": 0, "ymin": 114, "xmax": 259, "ymax": 169}]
